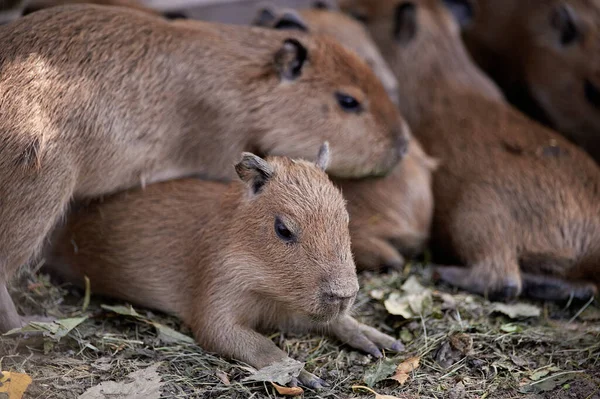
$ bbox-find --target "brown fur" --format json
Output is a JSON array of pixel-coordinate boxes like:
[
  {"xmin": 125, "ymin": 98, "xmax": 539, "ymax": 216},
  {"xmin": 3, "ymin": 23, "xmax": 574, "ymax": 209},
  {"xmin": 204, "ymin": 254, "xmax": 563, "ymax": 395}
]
[
  {"xmin": 253, "ymin": 3, "xmax": 436, "ymax": 271},
  {"xmin": 463, "ymin": 0, "xmax": 600, "ymax": 163},
  {"xmin": 339, "ymin": 140, "xmax": 437, "ymax": 270},
  {"xmin": 44, "ymin": 151, "xmax": 402, "ymax": 388},
  {"xmin": 0, "ymin": 4, "xmax": 408, "ymax": 332},
  {"xmin": 340, "ymin": 0, "xmax": 600, "ymax": 300},
  {"xmin": 22, "ymin": 0, "xmax": 162, "ymax": 16}
]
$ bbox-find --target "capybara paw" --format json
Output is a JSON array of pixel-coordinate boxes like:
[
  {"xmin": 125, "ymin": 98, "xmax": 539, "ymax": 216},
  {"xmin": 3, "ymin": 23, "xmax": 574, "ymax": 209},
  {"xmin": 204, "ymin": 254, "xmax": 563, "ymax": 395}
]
[
  {"xmin": 522, "ymin": 273, "xmax": 598, "ymax": 302},
  {"xmin": 487, "ymin": 277, "xmax": 522, "ymax": 302},
  {"xmin": 354, "ymin": 238, "xmax": 405, "ymax": 271},
  {"xmin": 297, "ymin": 369, "xmax": 329, "ymax": 389},
  {"xmin": 331, "ymin": 316, "xmax": 403, "ymax": 358},
  {"xmin": 434, "ymin": 265, "xmax": 522, "ymax": 300}
]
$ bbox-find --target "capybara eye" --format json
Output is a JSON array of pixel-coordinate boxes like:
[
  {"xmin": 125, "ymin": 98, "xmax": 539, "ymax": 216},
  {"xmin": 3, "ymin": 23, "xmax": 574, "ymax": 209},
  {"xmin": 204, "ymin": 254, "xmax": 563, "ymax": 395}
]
[
  {"xmin": 335, "ymin": 92, "xmax": 362, "ymax": 113},
  {"xmin": 585, "ymin": 80, "xmax": 600, "ymax": 109},
  {"xmin": 275, "ymin": 217, "xmax": 295, "ymax": 242},
  {"xmin": 349, "ymin": 11, "xmax": 368, "ymax": 24},
  {"xmin": 551, "ymin": 4, "xmax": 579, "ymax": 46}
]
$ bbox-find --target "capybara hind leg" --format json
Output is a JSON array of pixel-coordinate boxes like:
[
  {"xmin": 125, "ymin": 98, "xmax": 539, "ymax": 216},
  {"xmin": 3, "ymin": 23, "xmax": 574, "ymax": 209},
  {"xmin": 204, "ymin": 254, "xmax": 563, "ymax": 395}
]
[
  {"xmin": 353, "ymin": 237, "xmax": 405, "ymax": 271},
  {"xmin": 434, "ymin": 261, "xmax": 522, "ymax": 301},
  {"xmin": 0, "ymin": 154, "xmax": 76, "ymax": 332},
  {"xmin": 522, "ymin": 273, "xmax": 598, "ymax": 302}
]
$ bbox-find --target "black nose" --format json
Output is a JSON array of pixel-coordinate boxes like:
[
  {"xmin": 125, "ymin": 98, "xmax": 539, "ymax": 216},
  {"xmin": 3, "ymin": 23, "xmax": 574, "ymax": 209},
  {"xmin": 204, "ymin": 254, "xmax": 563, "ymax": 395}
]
[
  {"xmin": 394, "ymin": 130, "xmax": 409, "ymax": 159},
  {"xmin": 322, "ymin": 292, "xmax": 355, "ymax": 304}
]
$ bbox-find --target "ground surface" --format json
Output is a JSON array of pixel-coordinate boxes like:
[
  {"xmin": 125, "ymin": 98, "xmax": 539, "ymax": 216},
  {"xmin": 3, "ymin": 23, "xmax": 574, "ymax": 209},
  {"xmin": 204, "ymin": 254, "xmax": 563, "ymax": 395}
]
[{"xmin": 1, "ymin": 263, "xmax": 599, "ymax": 399}]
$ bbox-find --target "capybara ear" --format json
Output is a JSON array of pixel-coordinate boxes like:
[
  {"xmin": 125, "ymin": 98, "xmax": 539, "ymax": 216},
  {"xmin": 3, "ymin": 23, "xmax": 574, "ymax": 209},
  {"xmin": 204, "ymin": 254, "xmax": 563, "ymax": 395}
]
[
  {"xmin": 316, "ymin": 142, "xmax": 331, "ymax": 171},
  {"xmin": 313, "ymin": 1, "xmax": 339, "ymax": 11},
  {"xmin": 253, "ymin": 5, "xmax": 278, "ymax": 27},
  {"xmin": 393, "ymin": 2, "xmax": 418, "ymax": 44},
  {"xmin": 550, "ymin": 3, "xmax": 580, "ymax": 46},
  {"xmin": 235, "ymin": 153, "xmax": 274, "ymax": 194},
  {"xmin": 441, "ymin": 0, "xmax": 474, "ymax": 29},
  {"xmin": 163, "ymin": 11, "xmax": 188, "ymax": 20},
  {"xmin": 273, "ymin": 10, "xmax": 309, "ymax": 32},
  {"xmin": 274, "ymin": 38, "xmax": 308, "ymax": 81}
]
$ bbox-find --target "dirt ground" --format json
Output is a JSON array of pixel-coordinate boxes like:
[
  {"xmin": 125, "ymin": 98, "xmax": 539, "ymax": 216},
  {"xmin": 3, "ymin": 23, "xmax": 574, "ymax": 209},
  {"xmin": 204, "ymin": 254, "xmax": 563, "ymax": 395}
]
[{"xmin": 1, "ymin": 262, "xmax": 599, "ymax": 399}]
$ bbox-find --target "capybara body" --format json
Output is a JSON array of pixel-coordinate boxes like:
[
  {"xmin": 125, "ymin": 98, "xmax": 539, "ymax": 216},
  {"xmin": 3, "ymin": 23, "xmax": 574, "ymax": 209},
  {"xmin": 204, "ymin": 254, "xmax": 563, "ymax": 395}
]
[
  {"xmin": 254, "ymin": 3, "xmax": 437, "ymax": 270},
  {"xmin": 21, "ymin": 0, "xmax": 162, "ymax": 16},
  {"xmin": 0, "ymin": 4, "xmax": 408, "ymax": 332},
  {"xmin": 463, "ymin": 0, "xmax": 600, "ymax": 163},
  {"xmin": 45, "ymin": 149, "xmax": 402, "ymax": 388},
  {"xmin": 340, "ymin": 0, "xmax": 600, "ymax": 300}
]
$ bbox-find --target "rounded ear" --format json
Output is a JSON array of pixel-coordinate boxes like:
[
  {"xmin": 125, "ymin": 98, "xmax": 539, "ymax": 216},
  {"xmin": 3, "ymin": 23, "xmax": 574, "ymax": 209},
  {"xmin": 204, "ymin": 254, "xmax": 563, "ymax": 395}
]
[
  {"xmin": 551, "ymin": 3, "xmax": 579, "ymax": 46},
  {"xmin": 441, "ymin": 0, "xmax": 474, "ymax": 29},
  {"xmin": 274, "ymin": 38, "xmax": 308, "ymax": 81},
  {"xmin": 393, "ymin": 2, "xmax": 418, "ymax": 44},
  {"xmin": 313, "ymin": 1, "xmax": 339, "ymax": 11},
  {"xmin": 253, "ymin": 5, "xmax": 277, "ymax": 27},
  {"xmin": 273, "ymin": 10, "xmax": 309, "ymax": 32},
  {"xmin": 316, "ymin": 142, "xmax": 331, "ymax": 171},
  {"xmin": 235, "ymin": 153, "xmax": 274, "ymax": 194},
  {"xmin": 163, "ymin": 11, "xmax": 188, "ymax": 20}
]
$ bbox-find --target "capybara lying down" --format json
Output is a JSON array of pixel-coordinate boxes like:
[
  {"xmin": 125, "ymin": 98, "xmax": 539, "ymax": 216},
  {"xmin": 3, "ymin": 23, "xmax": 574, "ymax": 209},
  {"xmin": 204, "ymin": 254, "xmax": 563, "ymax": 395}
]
[
  {"xmin": 45, "ymin": 146, "xmax": 403, "ymax": 388},
  {"xmin": 340, "ymin": 0, "xmax": 600, "ymax": 301}
]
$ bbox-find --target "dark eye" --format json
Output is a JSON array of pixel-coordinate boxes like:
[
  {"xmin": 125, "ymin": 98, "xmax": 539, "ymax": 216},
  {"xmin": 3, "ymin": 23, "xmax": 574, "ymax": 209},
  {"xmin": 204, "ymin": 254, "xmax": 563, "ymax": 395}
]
[
  {"xmin": 551, "ymin": 5, "xmax": 579, "ymax": 46},
  {"xmin": 585, "ymin": 80, "xmax": 600, "ymax": 109},
  {"xmin": 335, "ymin": 92, "xmax": 362, "ymax": 113},
  {"xmin": 275, "ymin": 217, "xmax": 296, "ymax": 242},
  {"xmin": 350, "ymin": 11, "xmax": 369, "ymax": 24}
]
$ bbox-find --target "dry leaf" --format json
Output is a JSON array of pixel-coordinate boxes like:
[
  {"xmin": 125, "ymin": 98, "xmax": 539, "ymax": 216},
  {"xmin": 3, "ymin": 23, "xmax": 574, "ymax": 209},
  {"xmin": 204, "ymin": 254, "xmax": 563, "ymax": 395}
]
[
  {"xmin": 401, "ymin": 276, "xmax": 425, "ymax": 295},
  {"xmin": 271, "ymin": 383, "xmax": 304, "ymax": 396},
  {"xmin": 390, "ymin": 357, "xmax": 420, "ymax": 385},
  {"xmin": 78, "ymin": 363, "xmax": 163, "ymax": 399},
  {"xmin": 101, "ymin": 304, "xmax": 194, "ymax": 345},
  {"xmin": 0, "ymin": 371, "xmax": 33, "ymax": 399},
  {"xmin": 352, "ymin": 385, "xmax": 405, "ymax": 399},
  {"xmin": 242, "ymin": 358, "xmax": 304, "ymax": 385},
  {"xmin": 492, "ymin": 303, "xmax": 541, "ymax": 319},
  {"xmin": 384, "ymin": 291, "xmax": 432, "ymax": 319},
  {"xmin": 363, "ymin": 358, "xmax": 397, "ymax": 387},
  {"xmin": 215, "ymin": 370, "xmax": 230, "ymax": 385},
  {"xmin": 4, "ymin": 317, "xmax": 88, "ymax": 341}
]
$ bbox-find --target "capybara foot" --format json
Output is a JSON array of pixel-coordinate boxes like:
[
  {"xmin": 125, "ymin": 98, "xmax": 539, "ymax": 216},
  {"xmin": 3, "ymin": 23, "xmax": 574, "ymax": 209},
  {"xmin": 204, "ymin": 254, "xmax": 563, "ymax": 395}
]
[
  {"xmin": 434, "ymin": 265, "xmax": 522, "ymax": 301},
  {"xmin": 328, "ymin": 315, "xmax": 403, "ymax": 358},
  {"xmin": 0, "ymin": 283, "xmax": 23, "ymax": 333},
  {"xmin": 522, "ymin": 273, "xmax": 598, "ymax": 302},
  {"xmin": 293, "ymin": 369, "xmax": 329, "ymax": 389},
  {"xmin": 354, "ymin": 238, "xmax": 405, "ymax": 271}
]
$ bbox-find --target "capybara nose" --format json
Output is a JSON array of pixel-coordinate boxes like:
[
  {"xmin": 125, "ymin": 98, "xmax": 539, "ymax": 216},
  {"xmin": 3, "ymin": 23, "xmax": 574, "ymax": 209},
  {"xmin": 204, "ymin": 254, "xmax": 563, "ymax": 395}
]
[
  {"xmin": 323, "ymin": 292, "xmax": 355, "ymax": 304},
  {"xmin": 394, "ymin": 123, "xmax": 410, "ymax": 160}
]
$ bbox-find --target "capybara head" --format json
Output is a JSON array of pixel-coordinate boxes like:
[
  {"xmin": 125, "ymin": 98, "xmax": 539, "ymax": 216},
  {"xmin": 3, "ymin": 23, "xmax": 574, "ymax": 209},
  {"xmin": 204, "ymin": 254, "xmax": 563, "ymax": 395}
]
[
  {"xmin": 338, "ymin": 0, "xmax": 500, "ymax": 110},
  {"xmin": 496, "ymin": 0, "xmax": 600, "ymax": 151},
  {"xmin": 232, "ymin": 143, "xmax": 358, "ymax": 322},
  {"xmin": 243, "ymin": 21, "xmax": 409, "ymax": 178},
  {"xmin": 253, "ymin": 2, "xmax": 400, "ymax": 105}
]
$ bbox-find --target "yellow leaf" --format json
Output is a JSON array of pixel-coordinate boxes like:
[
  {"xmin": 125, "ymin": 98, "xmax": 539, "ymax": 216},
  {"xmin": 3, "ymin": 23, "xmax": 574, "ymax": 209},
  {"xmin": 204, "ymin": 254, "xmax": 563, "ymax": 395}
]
[
  {"xmin": 271, "ymin": 382, "xmax": 304, "ymax": 396},
  {"xmin": 352, "ymin": 385, "xmax": 405, "ymax": 399},
  {"xmin": 0, "ymin": 371, "xmax": 33, "ymax": 399},
  {"xmin": 390, "ymin": 357, "xmax": 420, "ymax": 386}
]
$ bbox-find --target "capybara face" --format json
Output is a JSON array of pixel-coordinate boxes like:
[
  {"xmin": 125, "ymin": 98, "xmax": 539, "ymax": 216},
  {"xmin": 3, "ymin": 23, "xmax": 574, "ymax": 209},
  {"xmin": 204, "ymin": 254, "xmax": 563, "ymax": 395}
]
[
  {"xmin": 517, "ymin": 1, "xmax": 600, "ymax": 152},
  {"xmin": 234, "ymin": 148, "xmax": 358, "ymax": 322},
  {"xmin": 253, "ymin": 4, "xmax": 400, "ymax": 105},
  {"xmin": 254, "ymin": 34, "xmax": 409, "ymax": 178}
]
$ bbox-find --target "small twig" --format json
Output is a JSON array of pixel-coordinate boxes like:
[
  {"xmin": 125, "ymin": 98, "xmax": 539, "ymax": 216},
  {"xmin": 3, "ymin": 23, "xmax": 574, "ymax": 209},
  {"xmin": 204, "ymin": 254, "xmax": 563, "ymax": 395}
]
[{"xmin": 568, "ymin": 296, "xmax": 595, "ymax": 324}]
